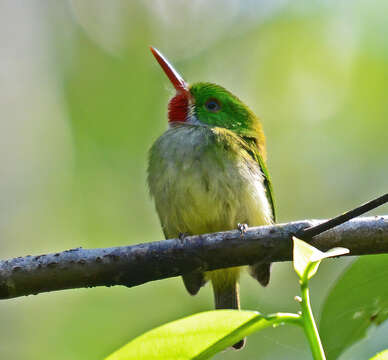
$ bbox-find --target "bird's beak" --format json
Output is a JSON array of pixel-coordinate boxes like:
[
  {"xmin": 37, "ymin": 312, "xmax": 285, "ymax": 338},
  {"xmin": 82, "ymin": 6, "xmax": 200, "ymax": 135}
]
[{"xmin": 150, "ymin": 47, "xmax": 189, "ymax": 95}]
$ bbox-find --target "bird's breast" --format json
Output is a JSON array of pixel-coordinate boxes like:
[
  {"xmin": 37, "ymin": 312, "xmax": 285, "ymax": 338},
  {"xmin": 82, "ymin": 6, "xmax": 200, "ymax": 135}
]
[{"xmin": 148, "ymin": 124, "xmax": 272, "ymax": 238}]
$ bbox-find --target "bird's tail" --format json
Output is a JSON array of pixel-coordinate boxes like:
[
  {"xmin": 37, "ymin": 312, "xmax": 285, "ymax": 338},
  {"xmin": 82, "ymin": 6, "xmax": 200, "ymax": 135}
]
[
  {"xmin": 213, "ymin": 281, "xmax": 240, "ymax": 310},
  {"xmin": 211, "ymin": 270, "xmax": 246, "ymax": 350}
]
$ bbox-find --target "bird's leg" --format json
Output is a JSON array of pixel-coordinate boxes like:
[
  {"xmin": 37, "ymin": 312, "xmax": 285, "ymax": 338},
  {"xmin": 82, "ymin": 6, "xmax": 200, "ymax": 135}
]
[
  {"xmin": 237, "ymin": 223, "xmax": 248, "ymax": 236},
  {"xmin": 178, "ymin": 232, "xmax": 189, "ymax": 244}
]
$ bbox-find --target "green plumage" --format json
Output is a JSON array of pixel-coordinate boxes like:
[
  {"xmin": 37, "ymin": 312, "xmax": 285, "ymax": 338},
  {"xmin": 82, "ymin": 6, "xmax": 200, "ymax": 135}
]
[{"xmin": 148, "ymin": 81, "xmax": 275, "ymax": 349}]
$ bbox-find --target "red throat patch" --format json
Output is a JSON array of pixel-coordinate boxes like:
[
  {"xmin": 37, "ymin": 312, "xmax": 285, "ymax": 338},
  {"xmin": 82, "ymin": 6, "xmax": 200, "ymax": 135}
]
[{"xmin": 168, "ymin": 93, "xmax": 189, "ymax": 123}]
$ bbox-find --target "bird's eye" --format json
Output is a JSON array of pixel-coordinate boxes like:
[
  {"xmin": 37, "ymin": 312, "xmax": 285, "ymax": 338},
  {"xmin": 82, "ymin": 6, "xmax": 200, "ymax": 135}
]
[{"xmin": 205, "ymin": 98, "xmax": 221, "ymax": 112}]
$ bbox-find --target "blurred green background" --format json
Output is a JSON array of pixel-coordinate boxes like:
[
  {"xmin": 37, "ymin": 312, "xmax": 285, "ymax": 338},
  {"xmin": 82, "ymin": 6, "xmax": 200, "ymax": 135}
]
[{"xmin": 1, "ymin": 1, "xmax": 387, "ymax": 359}]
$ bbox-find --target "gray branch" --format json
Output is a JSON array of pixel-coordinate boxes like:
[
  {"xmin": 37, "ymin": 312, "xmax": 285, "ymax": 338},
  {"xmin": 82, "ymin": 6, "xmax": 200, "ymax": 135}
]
[{"xmin": 0, "ymin": 216, "xmax": 387, "ymax": 300}]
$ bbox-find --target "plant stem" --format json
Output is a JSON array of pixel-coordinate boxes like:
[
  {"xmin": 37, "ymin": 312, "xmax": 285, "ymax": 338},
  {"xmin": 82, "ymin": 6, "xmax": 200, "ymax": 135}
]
[
  {"xmin": 264, "ymin": 312, "xmax": 302, "ymax": 327},
  {"xmin": 300, "ymin": 282, "xmax": 326, "ymax": 360}
]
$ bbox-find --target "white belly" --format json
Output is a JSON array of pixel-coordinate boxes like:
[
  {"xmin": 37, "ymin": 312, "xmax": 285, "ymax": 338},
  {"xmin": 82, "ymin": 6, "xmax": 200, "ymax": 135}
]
[{"xmin": 148, "ymin": 124, "xmax": 273, "ymax": 238}]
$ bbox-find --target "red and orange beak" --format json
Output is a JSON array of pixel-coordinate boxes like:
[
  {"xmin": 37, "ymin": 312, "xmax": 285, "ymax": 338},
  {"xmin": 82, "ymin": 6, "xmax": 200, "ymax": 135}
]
[{"xmin": 150, "ymin": 47, "xmax": 190, "ymax": 95}]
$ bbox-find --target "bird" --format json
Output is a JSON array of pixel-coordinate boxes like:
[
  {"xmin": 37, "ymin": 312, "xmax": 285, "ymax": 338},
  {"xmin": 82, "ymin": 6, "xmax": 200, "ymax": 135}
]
[{"xmin": 147, "ymin": 47, "xmax": 275, "ymax": 349}]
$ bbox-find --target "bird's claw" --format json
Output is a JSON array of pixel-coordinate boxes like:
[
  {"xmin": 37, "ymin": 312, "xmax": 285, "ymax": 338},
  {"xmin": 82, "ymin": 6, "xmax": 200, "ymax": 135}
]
[
  {"xmin": 237, "ymin": 223, "xmax": 248, "ymax": 235},
  {"xmin": 178, "ymin": 232, "xmax": 189, "ymax": 243}
]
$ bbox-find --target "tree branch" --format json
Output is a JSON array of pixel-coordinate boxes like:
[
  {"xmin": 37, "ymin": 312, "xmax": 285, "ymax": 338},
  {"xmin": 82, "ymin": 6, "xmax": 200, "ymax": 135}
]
[{"xmin": 0, "ymin": 216, "xmax": 387, "ymax": 300}]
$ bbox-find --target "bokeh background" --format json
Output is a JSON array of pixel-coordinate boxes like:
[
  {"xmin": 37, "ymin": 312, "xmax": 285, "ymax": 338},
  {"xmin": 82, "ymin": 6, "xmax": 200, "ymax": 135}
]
[{"xmin": 1, "ymin": 1, "xmax": 388, "ymax": 359}]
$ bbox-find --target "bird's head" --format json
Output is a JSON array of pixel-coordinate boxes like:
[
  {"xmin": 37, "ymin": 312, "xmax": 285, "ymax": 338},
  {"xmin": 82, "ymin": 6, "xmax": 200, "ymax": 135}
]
[{"xmin": 150, "ymin": 47, "xmax": 265, "ymax": 147}]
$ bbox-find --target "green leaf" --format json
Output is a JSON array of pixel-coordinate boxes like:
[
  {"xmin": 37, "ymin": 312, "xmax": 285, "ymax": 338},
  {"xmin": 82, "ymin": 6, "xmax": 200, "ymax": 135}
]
[
  {"xmin": 320, "ymin": 254, "xmax": 388, "ymax": 360},
  {"xmin": 105, "ymin": 310, "xmax": 282, "ymax": 360},
  {"xmin": 293, "ymin": 237, "xmax": 349, "ymax": 282},
  {"xmin": 370, "ymin": 349, "xmax": 388, "ymax": 360}
]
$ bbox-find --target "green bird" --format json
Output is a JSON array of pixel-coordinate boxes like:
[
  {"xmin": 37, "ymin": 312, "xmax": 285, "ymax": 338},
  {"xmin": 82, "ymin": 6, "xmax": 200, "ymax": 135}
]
[{"xmin": 148, "ymin": 47, "xmax": 275, "ymax": 349}]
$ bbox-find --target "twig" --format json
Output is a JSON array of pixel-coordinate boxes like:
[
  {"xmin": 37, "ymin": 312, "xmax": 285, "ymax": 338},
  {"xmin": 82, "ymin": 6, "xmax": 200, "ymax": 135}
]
[{"xmin": 298, "ymin": 193, "xmax": 388, "ymax": 239}]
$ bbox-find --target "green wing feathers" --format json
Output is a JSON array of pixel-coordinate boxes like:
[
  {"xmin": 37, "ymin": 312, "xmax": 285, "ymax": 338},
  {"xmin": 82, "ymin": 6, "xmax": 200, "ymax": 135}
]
[
  {"xmin": 243, "ymin": 137, "xmax": 276, "ymax": 222},
  {"xmin": 242, "ymin": 136, "xmax": 275, "ymax": 288}
]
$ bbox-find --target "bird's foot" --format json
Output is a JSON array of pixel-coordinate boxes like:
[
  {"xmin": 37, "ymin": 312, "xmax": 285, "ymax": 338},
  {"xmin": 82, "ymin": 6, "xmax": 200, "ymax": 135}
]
[
  {"xmin": 178, "ymin": 232, "xmax": 189, "ymax": 244},
  {"xmin": 237, "ymin": 223, "xmax": 248, "ymax": 236}
]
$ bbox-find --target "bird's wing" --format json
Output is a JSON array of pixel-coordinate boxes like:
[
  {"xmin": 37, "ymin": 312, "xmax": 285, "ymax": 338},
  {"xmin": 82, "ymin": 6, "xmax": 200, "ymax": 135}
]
[
  {"xmin": 243, "ymin": 137, "xmax": 275, "ymax": 288},
  {"xmin": 242, "ymin": 137, "xmax": 276, "ymax": 222}
]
